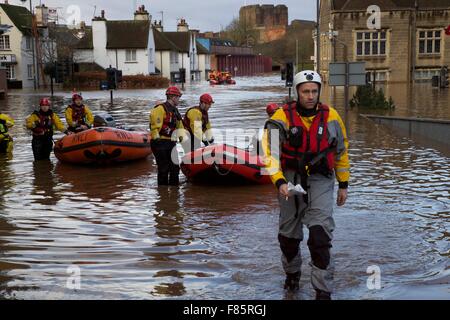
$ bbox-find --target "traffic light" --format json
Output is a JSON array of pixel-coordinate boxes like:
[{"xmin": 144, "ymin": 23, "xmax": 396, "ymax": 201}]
[
  {"xmin": 285, "ymin": 62, "xmax": 294, "ymax": 87},
  {"xmin": 281, "ymin": 68, "xmax": 286, "ymax": 80},
  {"xmin": 106, "ymin": 67, "xmax": 116, "ymax": 90},
  {"xmin": 440, "ymin": 66, "xmax": 449, "ymax": 88},
  {"xmin": 115, "ymin": 69, "xmax": 122, "ymax": 84},
  {"xmin": 179, "ymin": 68, "xmax": 186, "ymax": 84}
]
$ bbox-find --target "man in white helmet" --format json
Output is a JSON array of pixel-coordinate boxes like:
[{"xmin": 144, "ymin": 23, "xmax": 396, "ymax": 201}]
[{"xmin": 262, "ymin": 70, "xmax": 350, "ymax": 299}]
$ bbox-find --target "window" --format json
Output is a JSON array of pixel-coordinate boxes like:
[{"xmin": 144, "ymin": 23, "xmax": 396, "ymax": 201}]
[
  {"xmin": 356, "ymin": 31, "xmax": 386, "ymax": 56},
  {"xmin": 170, "ymin": 51, "xmax": 178, "ymax": 64},
  {"xmin": 367, "ymin": 70, "xmax": 388, "ymax": 82},
  {"xmin": 414, "ymin": 68, "xmax": 440, "ymax": 80},
  {"xmin": 0, "ymin": 35, "xmax": 10, "ymax": 50},
  {"xmin": 25, "ymin": 37, "xmax": 32, "ymax": 50},
  {"xmin": 125, "ymin": 49, "xmax": 137, "ymax": 62},
  {"xmin": 27, "ymin": 64, "xmax": 33, "ymax": 79},
  {"xmin": 5, "ymin": 65, "xmax": 15, "ymax": 79},
  {"xmin": 418, "ymin": 29, "xmax": 441, "ymax": 54}
]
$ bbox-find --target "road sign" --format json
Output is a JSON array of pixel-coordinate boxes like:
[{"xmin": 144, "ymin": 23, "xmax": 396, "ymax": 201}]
[
  {"xmin": 329, "ymin": 62, "xmax": 366, "ymax": 86},
  {"xmin": 329, "ymin": 61, "xmax": 367, "ymax": 110}
]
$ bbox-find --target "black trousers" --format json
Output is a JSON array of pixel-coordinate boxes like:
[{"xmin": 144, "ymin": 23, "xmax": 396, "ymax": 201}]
[
  {"xmin": 151, "ymin": 139, "xmax": 180, "ymax": 186},
  {"xmin": 32, "ymin": 135, "xmax": 54, "ymax": 161},
  {"xmin": 0, "ymin": 138, "xmax": 10, "ymax": 153}
]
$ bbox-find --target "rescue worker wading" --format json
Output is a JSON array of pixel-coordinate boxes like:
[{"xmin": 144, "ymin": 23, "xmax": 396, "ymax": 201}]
[
  {"xmin": 263, "ymin": 70, "xmax": 350, "ymax": 300},
  {"xmin": 150, "ymin": 86, "xmax": 185, "ymax": 186},
  {"xmin": 26, "ymin": 98, "xmax": 68, "ymax": 161},
  {"xmin": 0, "ymin": 113, "xmax": 14, "ymax": 153},
  {"xmin": 65, "ymin": 93, "xmax": 94, "ymax": 133},
  {"xmin": 183, "ymin": 93, "xmax": 214, "ymax": 151}
]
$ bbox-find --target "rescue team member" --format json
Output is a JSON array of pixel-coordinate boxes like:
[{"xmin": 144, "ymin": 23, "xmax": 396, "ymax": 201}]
[
  {"xmin": 65, "ymin": 93, "xmax": 94, "ymax": 133},
  {"xmin": 0, "ymin": 113, "xmax": 14, "ymax": 153},
  {"xmin": 150, "ymin": 86, "xmax": 185, "ymax": 186},
  {"xmin": 26, "ymin": 98, "xmax": 69, "ymax": 161},
  {"xmin": 183, "ymin": 93, "xmax": 214, "ymax": 152},
  {"xmin": 262, "ymin": 71, "xmax": 350, "ymax": 300}
]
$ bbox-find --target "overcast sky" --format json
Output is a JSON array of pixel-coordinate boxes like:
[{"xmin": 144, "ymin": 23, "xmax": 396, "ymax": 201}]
[{"xmin": 7, "ymin": 0, "xmax": 317, "ymax": 32}]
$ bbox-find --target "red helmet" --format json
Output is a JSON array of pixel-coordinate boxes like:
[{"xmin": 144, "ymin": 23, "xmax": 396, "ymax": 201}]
[
  {"xmin": 72, "ymin": 93, "xmax": 83, "ymax": 102},
  {"xmin": 200, "ymin": 93, "xmax": 214, "ymax": 104},
  {"xmin": 39, "ymin": 98, "xmax": 51, "ymax": 106},
  {"xmin": 166, "ymin": 86, "xmax": 182, "ymax": 97},
  {"xmin": 266, "ymin": 103, "xmax": 279, "ymax": 116}
]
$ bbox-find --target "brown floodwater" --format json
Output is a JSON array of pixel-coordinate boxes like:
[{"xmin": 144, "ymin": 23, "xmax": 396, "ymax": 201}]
[{"xmin": 0, "ymin": 75, "xmax": 448, "ymax": 299}]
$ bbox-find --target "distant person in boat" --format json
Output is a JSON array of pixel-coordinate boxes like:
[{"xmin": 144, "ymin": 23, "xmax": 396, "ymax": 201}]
[
  {"xmin": 65, "ymin": 93, "xmax": 94, "ymax": 133},
  {"xmin": 183, "ymin": 93, "xmax": 215, "ymax": 152},
  {"xmin": 0, "ymin": 113, "xmax": 14, "ymax": 153},
  {"xmin": 262, "ymin": 70, "xmax": 350, "ymax": 300},
  {"xmin": 149, "ymin": 86, "xmax": 185, "ymax": 186},
  {"xmin": 26, "ymin": 98, "xmax": 69, "ymax": 161}
]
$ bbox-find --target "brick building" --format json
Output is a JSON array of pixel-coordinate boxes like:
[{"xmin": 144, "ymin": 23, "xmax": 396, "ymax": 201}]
[{"xmin": 318, "ymin": 0, "xmax": 450, "ymax": 83}]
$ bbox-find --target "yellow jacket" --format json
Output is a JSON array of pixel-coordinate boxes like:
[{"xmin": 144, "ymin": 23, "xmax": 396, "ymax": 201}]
[
  {"xmin": 262, "ymin": 105, "xmax": 350, "ymax": 187},
  {"xmin": 185, "ymin": 107, "xmax": 213, "ymax": 142},
  {"xmin": 65, "ymin": 104, "xmax": 94, "ymax": 128},
  {"xmin": 0, "ymin": 113, "xmax": 14, "ymax": 142},
  {"xmin": 26, "ymin": 111, "xmax": 66, "ymax": 134},
  {"xmin": 149, "ymin": 103, "xmax": 185, "ymax": 141}
]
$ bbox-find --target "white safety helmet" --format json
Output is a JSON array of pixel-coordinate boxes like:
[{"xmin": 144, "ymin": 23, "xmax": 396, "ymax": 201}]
[{"xmin": 292, "ymin": 70, "xmax": 322, "ymax": 101}]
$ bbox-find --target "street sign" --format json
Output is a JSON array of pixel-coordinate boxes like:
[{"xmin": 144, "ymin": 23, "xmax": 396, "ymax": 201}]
[
  {"xmin": 349, "ymin": 62, "xmax": 365, "ymax": 74},
  {"xmin": 328, "ymin": 61, "xmax": 367, "ymax": 110},
  {"xmin": 349, "ymin": 74, "xmax": 367, "ymax": 86},
  {"xmin": 329, "ymin": 62, "xmax": 367, "ymax": 86},
  {"xmin": 329, "ymin": 62, "xmax": 346, "ymax": 75},
  {"xmin": 329, "ymin": 74, "xmax": 346, "ymax": 86}
]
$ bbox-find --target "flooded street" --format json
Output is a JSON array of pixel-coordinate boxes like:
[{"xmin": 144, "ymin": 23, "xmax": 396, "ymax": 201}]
[{"xmin": 0, "ymin": 75, "xmax": 448, "ymax": 299}]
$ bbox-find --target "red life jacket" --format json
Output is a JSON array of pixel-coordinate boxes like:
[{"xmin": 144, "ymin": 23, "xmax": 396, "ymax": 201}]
[
  {"xmin": 68, "ymin": 104, "xmax": 87, "ymax": 127},
  {"xmin": 157, "ymin": 102, "xmax": 179, "ymax": 138},
  {"xmin": 280, "ymin": 102, "xmax": 336, "ymax": 176},
  {"xmin": 183, "ymin": 106, "xmax": 209, "ymax": 135},
  {"xmin": 32, "ymin": 110, "xmax": 54, "ymax": 136}
]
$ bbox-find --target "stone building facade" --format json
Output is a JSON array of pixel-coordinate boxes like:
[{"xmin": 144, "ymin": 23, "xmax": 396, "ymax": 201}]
[
  {"xmin": 318, "ymin": 0, "xmax": 450, "ymax": 83},
  {"xmin": 239, "ymin": 4, "xmax": 288, "ymax": 43}
]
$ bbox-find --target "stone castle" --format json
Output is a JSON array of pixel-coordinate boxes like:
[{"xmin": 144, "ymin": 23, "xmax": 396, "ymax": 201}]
[{"xmin": 239, "ymin": 4, "xmax": 289, "ymax": 43}]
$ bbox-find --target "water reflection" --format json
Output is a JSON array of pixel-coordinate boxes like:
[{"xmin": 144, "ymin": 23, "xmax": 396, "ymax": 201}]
[{"xmin": 32, "ymin": 161, "xmax": 59, "ymax": 207}]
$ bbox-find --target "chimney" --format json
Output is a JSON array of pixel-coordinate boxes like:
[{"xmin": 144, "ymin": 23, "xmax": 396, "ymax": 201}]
[
  {"xmin": 177, "ymin": 18, "xmax": 189, "ymax": 32},
  {"xmin": 101, "ymin": 10, "xmax": 105, "ymax": 19},
  {"xmin": 134, "ymin": 4, "xmax": 151, "ymax": 21},
  {"xmin": 154, "ymin": 20, "xmax": 163, "ymax": 32}
]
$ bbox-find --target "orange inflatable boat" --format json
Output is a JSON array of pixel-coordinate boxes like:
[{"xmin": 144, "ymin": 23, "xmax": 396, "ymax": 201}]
[{"xmin": 54, "ymin": 127, "xmax": 152, "ymax": 164}]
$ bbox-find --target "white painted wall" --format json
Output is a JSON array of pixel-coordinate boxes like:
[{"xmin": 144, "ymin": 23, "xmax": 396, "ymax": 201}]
[
  {"xmin": 0, "ymin": 7, "xmax": 34, "ymax": 88},
  {"xmin": 73, "ymin": 49, "xmax": 94, "ymax": 63},
  {"xmin": 85, "ymin": 19, "xmax": 156, "ymax": 75},
  {"xmin": 179, "ymin": 52, "xmax": 191, "ymax": 83},
  {"xmin": 92, "ymin": 19, "xmax": 109, "ymax": 68},
  {"xmin": 147, "ymin": 27, "xmax": 155, "ymax": 73},
  {"xmin": 198, "ymin": 53, "xmax": 212, "ymax": 81},
  {"xmin": 112, "ymin": 48, "xmax": 148, "ymax": 75},
  {"xmin": 155, "ymin": 50, "xmax": 173, "ymax": 79}
]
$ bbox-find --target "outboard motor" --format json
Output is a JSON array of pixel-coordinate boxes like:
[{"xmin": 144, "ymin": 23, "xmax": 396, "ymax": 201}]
[{"xmin": 94, "ymin": 112, "xmax": 116, "ymax": 128}]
